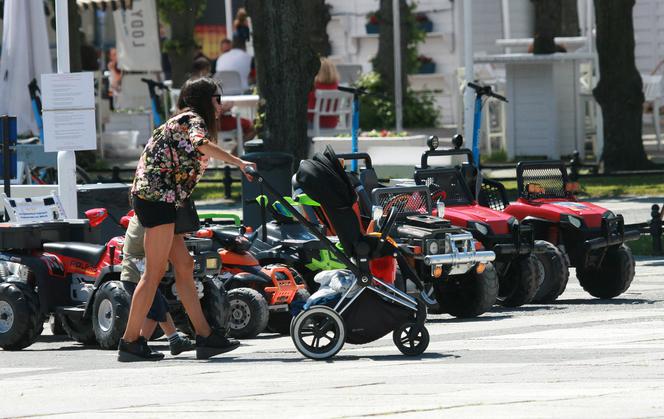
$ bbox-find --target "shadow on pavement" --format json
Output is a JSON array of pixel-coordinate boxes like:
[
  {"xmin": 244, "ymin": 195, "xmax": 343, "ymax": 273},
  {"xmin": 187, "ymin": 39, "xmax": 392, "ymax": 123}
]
[
  {"xmin": 492, "ymin": 305, "xmax": 566, "ymax": 313},
  {"xmin": 426, "ymin": 314, "xmax": 512, "ymax": 324},
  {"xmin": 552, "ymin": 297, "xmax": 659, "ymax": 305},
  {"xmin": 201, "ymin": 351, "xmax": 455, "ymax": 364}
]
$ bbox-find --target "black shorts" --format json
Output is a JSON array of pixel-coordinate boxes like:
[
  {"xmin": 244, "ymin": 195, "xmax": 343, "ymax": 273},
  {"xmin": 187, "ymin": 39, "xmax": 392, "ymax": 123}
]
[
  {"xmin": 122, "ymin": 281, "xmax": 169, "ymax": 323},
  {"xmin": 132, "ymin": 195, "xmax": 176, "ymax": 228}
]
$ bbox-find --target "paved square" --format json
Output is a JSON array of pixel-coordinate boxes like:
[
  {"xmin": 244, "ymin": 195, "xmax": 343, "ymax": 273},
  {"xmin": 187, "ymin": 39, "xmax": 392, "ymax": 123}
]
[{"xmin": 1, "ymin": 258, "xmax": 663, "ymax": 418}]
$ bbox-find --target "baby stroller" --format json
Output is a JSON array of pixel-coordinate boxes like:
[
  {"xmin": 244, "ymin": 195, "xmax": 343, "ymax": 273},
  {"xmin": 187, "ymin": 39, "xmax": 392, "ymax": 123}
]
[{"xmin": 245, "ymin": 146, "xmax": 429, "ymax": 360}]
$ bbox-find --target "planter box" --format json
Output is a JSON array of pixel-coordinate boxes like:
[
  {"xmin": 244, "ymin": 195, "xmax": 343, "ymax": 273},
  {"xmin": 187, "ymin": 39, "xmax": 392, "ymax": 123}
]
[
  {"xmin": 418, "ymin": 62, "xmax": 436, "ymax": 74},
  {"xmin": 418, "ymin": 21, "xmax": 433, "ymax": 32},
  {"xmin": 365, "ymin": 23, "xmax": 380, "ymax": 34},
  {"xmin": 311, "ymin": 135, "xmax": 433, "ymax": 178}
]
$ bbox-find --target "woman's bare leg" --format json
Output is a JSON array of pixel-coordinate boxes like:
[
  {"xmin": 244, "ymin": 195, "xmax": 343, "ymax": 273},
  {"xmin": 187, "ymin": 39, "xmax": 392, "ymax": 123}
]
[
  {"xmin": 169, "ymin": 235, "xmax": 212, "ymax": 337},
  {"xmin": 122, "ymin": 224, "xmax": 174, "ymax": 342}
]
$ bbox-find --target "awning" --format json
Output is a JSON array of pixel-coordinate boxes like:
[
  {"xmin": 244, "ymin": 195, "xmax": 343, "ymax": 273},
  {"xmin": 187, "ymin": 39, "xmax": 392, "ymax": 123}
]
[{"xmin": 76, "ymin": 0, "xmax": 133, "ymax": 11}]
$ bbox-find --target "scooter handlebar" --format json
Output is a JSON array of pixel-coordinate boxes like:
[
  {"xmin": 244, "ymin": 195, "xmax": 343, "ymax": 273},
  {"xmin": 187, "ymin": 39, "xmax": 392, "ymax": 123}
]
[{"xmin": 467, "ymin": 82, "xmax": 508, "ymax": 102}]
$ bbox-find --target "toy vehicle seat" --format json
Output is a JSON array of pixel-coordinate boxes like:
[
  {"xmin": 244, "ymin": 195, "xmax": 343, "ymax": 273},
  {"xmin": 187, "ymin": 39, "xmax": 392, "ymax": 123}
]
[
  {"xmin": 210, "ymin": 228, "xmax": 251, "ymax": 252},
  {"xmin": 43, "ymin": 242, "xmax": 106, "ymax": 266}
]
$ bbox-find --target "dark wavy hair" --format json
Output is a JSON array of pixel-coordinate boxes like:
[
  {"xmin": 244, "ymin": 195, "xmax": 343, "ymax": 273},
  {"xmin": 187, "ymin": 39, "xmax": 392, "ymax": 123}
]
[{"xmin": 176, "ymin": 76, "xmax": 220, "ymax": 140}]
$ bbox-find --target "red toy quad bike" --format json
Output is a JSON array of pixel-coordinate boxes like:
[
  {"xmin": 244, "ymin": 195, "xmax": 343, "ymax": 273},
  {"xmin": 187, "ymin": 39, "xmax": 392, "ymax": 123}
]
[
  {"xmin": 479, "ymin": 160, "xmax": 640, "ymax": 300},
  {"xmin": 414, "ymin": 163, "xmax": 544, "ymax": 307},
  {"xmin": 0, "ymin": 209, "xmax": 225, "ymax": 350},
  {"xmin": 195, "ymin": 224, "xmax": 310, "ymax": 339},
  {"xmin": 420, "ymin": 137, "xmax": 572, "ymax": 303}
]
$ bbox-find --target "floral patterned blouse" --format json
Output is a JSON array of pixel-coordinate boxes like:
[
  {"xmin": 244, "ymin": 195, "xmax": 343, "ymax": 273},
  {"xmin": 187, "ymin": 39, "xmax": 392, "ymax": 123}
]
[{"xmin": 132, "ymin": 111, "xmax": 210, "ymax": 207}]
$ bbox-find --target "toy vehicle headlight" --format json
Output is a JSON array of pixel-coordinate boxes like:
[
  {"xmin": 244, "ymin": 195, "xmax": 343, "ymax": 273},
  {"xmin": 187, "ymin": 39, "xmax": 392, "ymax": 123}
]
[
  {"xmin": 427, "ymin": 240, "xmax": 439, "ymax": 254},
  {"xmin": 561, "ymin": 214, "xmax": 583, "ymax": 228},
  {"xmin": 602, "ymin": 210, "xmax": 615, "ymax": 219},
  {"xmin": 468, "ymin": 221, "xmax": 491, "ymax": 236},
  {"xmin": 372, "ymin": 205, "xmax": 384, "ymax": 226},
  {"xmin": 206, "ymin": 257, "xmax": 219, "ymax": 270}
]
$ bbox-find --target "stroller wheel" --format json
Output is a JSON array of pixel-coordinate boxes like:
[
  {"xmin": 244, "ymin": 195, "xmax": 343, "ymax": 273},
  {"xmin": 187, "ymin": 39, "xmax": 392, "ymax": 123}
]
[
  {"xmin": 292, "ymin": 306, "xmax": 345, "ymax": 360},
  {"xmin": 393, "ymin": 323, "xmax": 429, "ymax": 356}
]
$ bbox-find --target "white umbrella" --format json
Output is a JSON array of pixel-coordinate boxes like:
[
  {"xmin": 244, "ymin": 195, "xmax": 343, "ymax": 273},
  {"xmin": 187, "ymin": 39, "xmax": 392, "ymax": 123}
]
[{"xmin": 0, "ymin": 0, "xmax": 53, "ymax": 135}]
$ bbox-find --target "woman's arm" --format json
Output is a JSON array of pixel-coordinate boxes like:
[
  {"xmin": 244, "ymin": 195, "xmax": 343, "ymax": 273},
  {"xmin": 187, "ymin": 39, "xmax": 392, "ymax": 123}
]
[{"xmin": 198, "ymin": 142, "xmax": 255, "ymax": 174}]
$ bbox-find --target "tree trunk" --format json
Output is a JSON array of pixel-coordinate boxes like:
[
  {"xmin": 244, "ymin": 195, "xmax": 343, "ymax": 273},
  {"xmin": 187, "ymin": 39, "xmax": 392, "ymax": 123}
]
[
  {"xmin": 373, "ymin": 0, "xmax": 408, "ymax": 99},
  {"xmin": 593, "ymin": 0, "xmax": 649, "ymax": 170},
  {"xmin": 246, "ymin": 0, "xmax": 320, "ymax": 161},
  {"xmin": 164, "ymin": 7, "xmax": 199, "ymax": 87},
  {"xmin": 302, "ymin": 1, "xmax": 332, "ymax": 57}
]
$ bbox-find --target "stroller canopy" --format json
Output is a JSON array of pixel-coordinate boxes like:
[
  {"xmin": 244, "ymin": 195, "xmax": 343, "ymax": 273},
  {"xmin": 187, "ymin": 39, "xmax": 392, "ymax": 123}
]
[{"xmin": 296, "ymin": 146, "xmax": 362, "ymax": 257}]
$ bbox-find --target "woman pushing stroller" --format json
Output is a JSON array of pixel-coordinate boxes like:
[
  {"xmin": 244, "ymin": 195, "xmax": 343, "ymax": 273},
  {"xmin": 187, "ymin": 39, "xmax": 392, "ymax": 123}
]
[{"xmin": 118, "ymin": 77, "xmax": 255, "ymax": 362}]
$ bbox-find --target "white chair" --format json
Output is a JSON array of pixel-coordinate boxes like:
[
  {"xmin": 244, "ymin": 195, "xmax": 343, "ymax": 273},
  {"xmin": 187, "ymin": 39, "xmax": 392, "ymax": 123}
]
[
  {"xmin": 307, "ymin": 90, "xmax": 353, "ymax": 137},
  {"xmin": 642, "ymin": 74, "xmax": 663, "ymax": 150},
  {"xmin": 336, "ymin": 64, "xmax": 363, "ymax": 85},
  {"xmin": 213, "ymin": 71, "xmax": 245, "ymax": 95}
]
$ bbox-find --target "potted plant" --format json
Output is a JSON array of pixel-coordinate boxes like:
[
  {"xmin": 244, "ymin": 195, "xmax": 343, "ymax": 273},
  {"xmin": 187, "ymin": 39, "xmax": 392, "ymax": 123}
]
[
  {"xmin": 417, "ymin": 55, "xmax": 436, "ymax": 74},
  {"xmin": 366, "ymin": 11, "xmax": 380, "ymax": 34},
  {"xmin": 415, "ymin": 12, "xmax": 433, "ymax": 33}
]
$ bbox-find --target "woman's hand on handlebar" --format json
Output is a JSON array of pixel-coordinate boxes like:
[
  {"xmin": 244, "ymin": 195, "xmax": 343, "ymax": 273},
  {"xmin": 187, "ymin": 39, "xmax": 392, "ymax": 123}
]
[{"xmin": 240, "ymin": 161, "xmax": 257, "ymax": 181}]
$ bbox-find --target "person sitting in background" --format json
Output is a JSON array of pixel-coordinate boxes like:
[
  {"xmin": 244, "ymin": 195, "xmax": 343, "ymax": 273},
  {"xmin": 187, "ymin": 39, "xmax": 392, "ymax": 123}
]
[
  {"xmin": 213, "ymin": 39, "xmax": 232, "ymax": 73},
  {"xmin": 217, "ymin": 100, "xmax": 256, "ymax": 146},
  {"xmin": 215, "ymin": 38, "xmax": 253, "ymax": 91},
  {"xmin": 307, "ymin": 58, "xmax": 340, "ymax": 129},
  {"xmin": 192, "ymin": 57, "xmax": 213, "ymax": 78}
]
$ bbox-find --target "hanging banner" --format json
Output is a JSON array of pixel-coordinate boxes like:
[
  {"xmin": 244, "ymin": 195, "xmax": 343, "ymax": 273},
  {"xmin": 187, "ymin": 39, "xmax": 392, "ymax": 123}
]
[{"xmin": 113, "ymin": 0, "xmax": 162, "ymax": 72}]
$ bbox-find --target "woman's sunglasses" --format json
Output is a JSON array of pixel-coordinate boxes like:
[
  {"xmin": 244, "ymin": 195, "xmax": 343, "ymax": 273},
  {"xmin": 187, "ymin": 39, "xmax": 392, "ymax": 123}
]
[{"xmin": 212, "ymin": 94, "xmax": 222, "ymax": 104}]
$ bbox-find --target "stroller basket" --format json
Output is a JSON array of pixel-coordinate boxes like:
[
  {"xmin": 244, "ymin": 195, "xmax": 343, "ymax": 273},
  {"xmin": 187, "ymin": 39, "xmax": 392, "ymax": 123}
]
[{"xmin": 245, "ymin": 146, "xmax": 429, "ymax": 360}]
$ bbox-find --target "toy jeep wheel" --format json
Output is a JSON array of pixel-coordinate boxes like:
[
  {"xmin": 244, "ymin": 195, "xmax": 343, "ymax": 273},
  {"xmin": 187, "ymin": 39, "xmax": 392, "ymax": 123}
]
[
  {"xmin": 227, "ymin": 288, "xmax": 269, "ymax": 339},
  {"xmin": 435, "ymin": 263, "xmax": 499, "ymax": 318},
  {"xmin": 267, "ymin": 288, "xmax": 311, "ymax": 335},
  {"xmin": 58, "ymin": 312, "xmax": 96, "ymax": 345},
  {"xmin": 0, "ymin": 281, "xmax": 42, "ymax": 351},
  {"xmin": 533, "ymin": 240, "xmax": 569, "ymax": 303},
  {"xmin": 92, "ymin": 281, "xmax": 131, "ymax": 350},
  {"xmin": 497, "ymin": 254, "xmax": 542, "ymax": 307},
  {"xmin": 393, "ymin": 323, "xmax": 429, "ymax": 356},
  {"xmin": 577, "ymin": 245, "xmax": 635, "ymax": 299}
]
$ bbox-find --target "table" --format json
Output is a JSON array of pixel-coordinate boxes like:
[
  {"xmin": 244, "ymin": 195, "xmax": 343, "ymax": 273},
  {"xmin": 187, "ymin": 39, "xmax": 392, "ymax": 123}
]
[{"xmin": 474, "ymin": 52, "xmax": 596, "ymax": 159}]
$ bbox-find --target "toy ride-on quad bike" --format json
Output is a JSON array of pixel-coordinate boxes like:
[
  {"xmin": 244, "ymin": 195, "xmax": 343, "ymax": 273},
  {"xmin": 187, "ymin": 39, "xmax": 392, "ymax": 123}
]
[
  {"xmin": 421, "ymin": 135, "xmax": 570, "ymax": 304},
  {"xmin": 371, "ymin": 185, "xmax": 498, "ymax": 318},
  {"xmin": 481, "ymin": 160, "xmax": 640, "ymax": 300},
  {"xmin": 247, "ymin": 193, "xmax": 346, "ymax": 293},
  {"xmin": 322, "ymin": 151, "xmax": 499, "ymax": 317},
  {"xmin": 89, "ymin": 214, "xmax": 228, "ymax": 349},
  {"xmin": 0, "ymin": 207, "xmax": 226, "ymax": 351},
  {"xmin": 194, "ymin": 223, "xmax": 310, "ymax": 339},
  {"xmin": 415, "ymin": 144, "xmax": 547, "ymax": 307}
]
